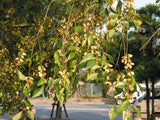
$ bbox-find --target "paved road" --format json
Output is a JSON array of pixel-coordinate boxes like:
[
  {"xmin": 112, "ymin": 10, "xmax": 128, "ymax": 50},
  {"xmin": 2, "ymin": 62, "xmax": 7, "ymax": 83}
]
[
  {"xmin": 0, "ymin": 103, "xmax": 122, "ymax": 120},
  {"xmin": 34, "ymin": 103, "xmax": 122, "ymax": 120}
]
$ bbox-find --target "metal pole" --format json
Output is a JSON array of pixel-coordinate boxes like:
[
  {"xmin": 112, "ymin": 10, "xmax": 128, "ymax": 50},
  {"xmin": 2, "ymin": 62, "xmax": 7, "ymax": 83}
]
[
  {"xmin": 50, "ymin": 102, "xmax": 55, "ymax": 120},
  {"xmin": 42, "ymin": 92, "xmax": 45, "ymax": 100},
  {"xmin": 63, "ymin": 104, "xmax": 69, "ymax": 119}
]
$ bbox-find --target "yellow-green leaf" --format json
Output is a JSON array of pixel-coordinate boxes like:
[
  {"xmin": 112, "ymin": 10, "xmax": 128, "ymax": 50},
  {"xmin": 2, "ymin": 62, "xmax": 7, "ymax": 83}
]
[
  {"xmin": 109, "ymin": 104, "xmax": 117, "ymax": 120},
  {"xmin": 131, "ymin": 104, "xmax": 141, "ymax": 118},
  {"xmin": 27, "ymin": 110, "xmax": 34, "ymax": 120},
  {"xmin": 37, "ymin": 78, "xmax": 47, "ymax": 86},
  {"xmin": 87, "ymin": 73, "xmax": 98, "ymax": 81},
  {"xmin": 23, "ymin": 88, "xmax": 30, "ymax": 96},
  {"xmin": 109, "ymin": 14, "xmax": 118, "ymax": 19},
  {"xmin": 12, "ymin": 111, "xmax": 22, "ymax": 120},
  {"xmin": 118, "ymin": 100, "xmax": 129, "ymax": 114},
  {"xmin": 80, "ymin": 53, "xmax": 94, "ymax": 64},
  {"xmin": 87, "ymin": 59, "xmax": 96, "ymax": 69},
  {"xmin": 17, "ymin": 70, "xmax": 27, "ymax": 81},
  {"xmin": 87, "ymin": 35, "xmax": 93, "ymax": 46},
  {"xmin": 23, "ymin": 98, "xmax": 32, "ymax": 109},
  {"xmin": 111, "ymin": 6, "xmax": 117, "ymax": 13},
  {"xmin": 108, "ymin": 29, "xmax": 115, "ymax": 39},
  {"xmin": 54, "ymin": 52, "xmax": 59, "ymax": 64},
  {"xmin": 32, "ymin": 86, "xmax": 44, "ymax": 98},
  {"xmin": 115, "ymin": 82, "xmax": 126, "ymax": 89},
  {"xmin": 69, "ymin": 46, "xmax": 76, "ymax": 50},
  {"xmin": 67, "ymin": 52, "xmax": 76, "ymax": 61}
]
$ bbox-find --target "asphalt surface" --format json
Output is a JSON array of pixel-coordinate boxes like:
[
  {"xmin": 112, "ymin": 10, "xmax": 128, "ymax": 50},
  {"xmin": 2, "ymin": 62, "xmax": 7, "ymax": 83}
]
[
  {"xmin": 0, "ymin": 99, "xmax": 122, "ymax": 120},
  {"xmin": 33, "ymin": 103, "xmax": 122, "ymax": 120}
]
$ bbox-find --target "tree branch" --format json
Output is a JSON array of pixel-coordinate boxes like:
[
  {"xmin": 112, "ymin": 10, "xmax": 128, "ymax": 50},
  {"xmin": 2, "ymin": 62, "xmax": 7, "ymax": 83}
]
[{"xmin": 140, "ymin": 27, "xmax": 160, "ymax": 51}]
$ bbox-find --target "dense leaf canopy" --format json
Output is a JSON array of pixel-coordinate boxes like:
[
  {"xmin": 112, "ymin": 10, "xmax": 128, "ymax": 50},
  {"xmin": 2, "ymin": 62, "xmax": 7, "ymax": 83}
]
[{"xmin": 0, "ymin": 0, "xmax": 160, "ymax": 119}]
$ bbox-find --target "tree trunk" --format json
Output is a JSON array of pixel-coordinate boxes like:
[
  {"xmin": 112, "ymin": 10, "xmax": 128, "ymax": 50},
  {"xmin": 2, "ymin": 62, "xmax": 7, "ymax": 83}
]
[
  {"xmin": 146, "ymin": 78, "xmax": 150, "ymax": 120},
  {"xmin": 151, "ymin": 78, "xmax": 155, "ymax": 120}
]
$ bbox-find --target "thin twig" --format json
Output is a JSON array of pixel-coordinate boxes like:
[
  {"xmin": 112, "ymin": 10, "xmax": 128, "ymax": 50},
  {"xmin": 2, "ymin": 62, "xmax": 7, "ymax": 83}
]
[
  {"xmin": 156, "ymin": 52, "xmax": 160, "ymax": 58},
  {"xmin": 140, "ymin": 27, "xmax": 160, "ymax": 51},
  {"xmin": 114, "ymin": 41, "xmax": 123, "ymax": 70},
  {"xmin": 28, "ymin": 0, "xmax": 55, "ymax": 77},
  {"xmin": 62, "ymin": 0, "xmax": 75, "ymax": 64},
  {"xmin": 154, "ymin": 32, "xmax": 159, "ymax": 54}
]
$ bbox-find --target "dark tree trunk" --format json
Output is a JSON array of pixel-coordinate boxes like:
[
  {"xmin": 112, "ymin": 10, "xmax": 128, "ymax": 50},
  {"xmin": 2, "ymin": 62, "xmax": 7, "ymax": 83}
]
[
  {"xmin": 151, "ymin": 78, "xmax": 155, "ymax": 120},
  {"xmin": 146, "ymin": 78, "xmax": 150, "ymax": 120}
]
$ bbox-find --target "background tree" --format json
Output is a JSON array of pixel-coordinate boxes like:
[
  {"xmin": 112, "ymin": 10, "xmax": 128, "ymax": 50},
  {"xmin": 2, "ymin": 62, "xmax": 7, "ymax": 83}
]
[{"xmin": 126, "ymin": 3, "xmax": 160, "ymax": 119}]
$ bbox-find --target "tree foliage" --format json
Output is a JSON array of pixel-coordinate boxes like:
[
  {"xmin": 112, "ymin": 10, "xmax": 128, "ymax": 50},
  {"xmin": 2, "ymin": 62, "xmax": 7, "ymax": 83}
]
[
  {"xmin": 0, "ymin": 0, "xmax": 155, "ymax": 119},
  {"xmin": 127, "ymin": 4, "xmax": 160, "ymax": 82}
]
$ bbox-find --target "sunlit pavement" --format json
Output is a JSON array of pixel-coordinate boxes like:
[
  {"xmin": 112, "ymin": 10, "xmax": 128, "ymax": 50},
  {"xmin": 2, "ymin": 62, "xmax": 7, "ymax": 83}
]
[
  {"xmin": 34, "ymin": 103, "xmax": 122, "ymax": 120},
  {"xmin": 0, "ymin": 98, "xmax": 123, "ymax": 120},
  {"xmin": 0, "ymin": 103, "xmax": 122, "ymax": 120}
]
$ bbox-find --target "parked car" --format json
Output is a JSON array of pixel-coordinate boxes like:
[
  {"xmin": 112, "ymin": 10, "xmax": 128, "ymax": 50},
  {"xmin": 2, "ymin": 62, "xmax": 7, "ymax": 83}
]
[{"xmin": 114, "ymin": 83, "xmax": 146, "ymax": 105}]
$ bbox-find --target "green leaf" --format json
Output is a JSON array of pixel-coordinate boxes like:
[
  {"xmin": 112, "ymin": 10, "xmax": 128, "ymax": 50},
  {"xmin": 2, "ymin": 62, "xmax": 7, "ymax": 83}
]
[
  {"xmin": 17, "ymin": 70, "xmax": 27, "ymax": 81},
  {"xmin": 131, "ymin": 104, "xmax": 141, "ymax": 118},
  {"xmin": 115, "ymin": 82, "xmax": 126, "ymax": 89},
  {"xmin": 60, "ymin": 96, "xmax": 64, "ymax": 106},
  {"xmin": 23, "ymin": 88, "xmax": 30, "ymax": 96},
  {"xmin": 107, "ymin": 54, "xmax": 114, "ymax": 64},
  {"xmin": 87, "ymin": 59, "xmax": 96, "ymax": 69},
  {"xmin": 133, "ymin": 20, "xmax": 142, "ymax": 29},
  {"xmin": 67, "ymin": 52, "xmax": 76, "ymax": 61},
  {"xmin": 53, "ymin": 79, "xmax": 60, "ymax": 85},
  {"xmin": 37, "ymin": 78, "xmax": 47, "ymax": 86},
  {"xmin": 131, "ymin": 77, "xmax": 136, "ymax": 92},
  {"xmin": 27, "ymin": 110, "xmax": 34, "ymax": 120},
  {"xmin": 57, "ymin": 39, "xmax": 62, "ymax": 48},
  {"xmin": 87, "ymin": 73, "xmax": 98, "ymax": 81},
  {"xmin": 101, "ymin": 53, "xmax": 106, "ymax": 67},
  {"xmin": 80, "ymin": 53, "xmax": 94, "ymax": 64},
  {"xmin": 55, "ymin": 86, "xmax": 60, "ymax": 100},
  {"xmin": 0, "ymin": 90, "xmax": 2, "ymax": 98},
  {"xmin": 156, "ymin": 0, "xmax": 160, "ymax": 3},
  {"xmin": 48, "ymin": 79, "xmax": 53, "ymax": 88},
  {"xmin": 23, "ymin": 98, "xmax": 32, "ymax": 109},
  {"xmin": 113, "ymin": 88, "xmax": 123, "ymax": 96},
  {"xmin": 87, "ymin": 35, "xmax": 93, "ymax": 46},
  {"xmin": 118, "ymin": 100, "xmax": 129, "ymax": 114},
  {"xmin": 75, "ymin": 26, "xmax": 81, "ymax": 32},
  {"xmin": 32, "ymin": 86, "xmax": 44, "ymax": 98},
  {"xmin": 116, "ymin": 0, "xmax": 122, "ymax": 13},
  {"xmin": 109, "ymin": 14, "xmax": 118, "ymax": 19},
  {"xmin": 104, "ymin": 8, "xmax": 109, "ymax": 16},
  {"xmin": 60, "ymin": 88, "xmax": 64, "ymax": 95},
  {"xmin": 123, "ymin": 110, "xmax": 132, "ymax": 120},
  {"xmin": 54, "ymin": 52, "xmax": 59, "ymax": 64},
  {"xmin": 111, "ymin": 6, "xmax": 117, "ymax": 13},
  {"xmin": 108, "ymin": 29, "xmax": 115, "ymax": 39},
  {"xmin": 4, "ymin": 66, "xmax": 8, "ymax": 72},
  {"xmin": 109, "ymin": 104, "xmax": 117, "ymax": 120},
  {"xmin": 12, "ymin": 111, "xmax": 22, "ymax": 120},
  {"xmin": 107, "ymin": 19, "xmax": 117, "ymax": 27},
  {"xmin": 91, "ymin": 65, "xmax": 100, "ymax": 71},
  {"xmin": 69, "ymin": 46, "xmax": 76, "ymax": 50},
  {"xmin": 54, "ymin": 66, "xmax": 59, "ymax": 74},
  {"xmin": 82, "ymin": 39, "xmax": 87, "ymax": 47}
]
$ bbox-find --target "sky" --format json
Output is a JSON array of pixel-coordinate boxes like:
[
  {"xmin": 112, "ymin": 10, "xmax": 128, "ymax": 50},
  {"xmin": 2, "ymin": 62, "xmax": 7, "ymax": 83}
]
[{"xmin": 134, "ymin": 0, "xmax": 157, "ymax": 9}]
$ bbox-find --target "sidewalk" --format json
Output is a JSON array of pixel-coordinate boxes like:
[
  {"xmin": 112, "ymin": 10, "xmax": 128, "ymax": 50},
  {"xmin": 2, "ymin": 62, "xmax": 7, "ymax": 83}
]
[
  {"xmin": 132, "ymin": 99, "xmax": 160, "ymax": 120},
  {"xmin": 30, "ymin": 97, "xmax": 115, "ymax": 104}
]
